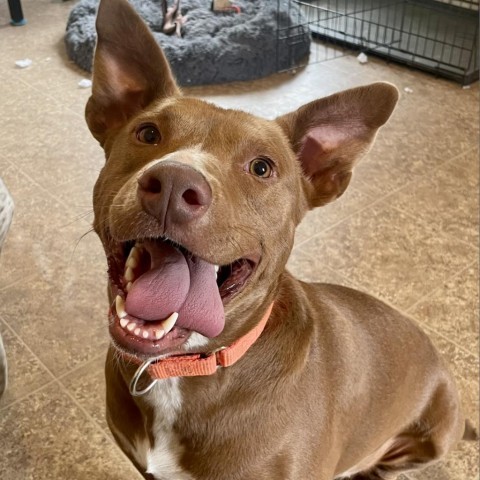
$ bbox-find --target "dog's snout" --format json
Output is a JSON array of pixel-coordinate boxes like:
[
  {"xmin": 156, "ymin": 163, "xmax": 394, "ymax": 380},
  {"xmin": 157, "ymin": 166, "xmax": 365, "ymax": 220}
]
[{"xmin": 137, "ymin": 162, "xmax": 212, "ymax": 226}]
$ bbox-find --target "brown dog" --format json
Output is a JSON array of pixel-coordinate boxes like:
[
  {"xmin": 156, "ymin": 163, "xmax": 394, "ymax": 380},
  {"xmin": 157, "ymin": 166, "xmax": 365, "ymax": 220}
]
[{"xmin": 86, "ymin": 0, "xmax": 474, "ymax": 478}]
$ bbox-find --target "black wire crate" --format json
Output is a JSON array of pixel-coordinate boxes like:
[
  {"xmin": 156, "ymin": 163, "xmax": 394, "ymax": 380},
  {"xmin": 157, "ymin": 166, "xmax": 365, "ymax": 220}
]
[{"xmin": 285, "ymin": 0, "xmax": 479, "ymax": 85}]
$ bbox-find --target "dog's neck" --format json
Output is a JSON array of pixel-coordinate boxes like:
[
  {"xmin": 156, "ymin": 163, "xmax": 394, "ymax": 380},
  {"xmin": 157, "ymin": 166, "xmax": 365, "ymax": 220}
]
[{"xmin": 124, "ymin": 302, "xmax": 274, "ymax": 393}]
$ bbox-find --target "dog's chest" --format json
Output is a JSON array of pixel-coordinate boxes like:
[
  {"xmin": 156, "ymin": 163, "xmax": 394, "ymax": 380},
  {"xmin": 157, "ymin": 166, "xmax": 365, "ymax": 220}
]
[{"xmin": 135, "ymin": 378, "xmax": 194, "ymax": 480}]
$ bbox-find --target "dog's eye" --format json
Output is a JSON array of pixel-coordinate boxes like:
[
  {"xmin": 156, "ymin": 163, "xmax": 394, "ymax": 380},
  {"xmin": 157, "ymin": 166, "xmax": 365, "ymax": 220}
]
[
  {"xmin": 136, "ymin": 124, "xmax": 161, "ymax": 145},
  {"xmin": 249, "ymin": 158, "xmax": 273, "ymax": 178}
]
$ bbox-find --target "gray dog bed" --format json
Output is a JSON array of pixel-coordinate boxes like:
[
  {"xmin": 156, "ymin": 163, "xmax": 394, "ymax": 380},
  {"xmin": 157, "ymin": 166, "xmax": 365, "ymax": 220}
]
[{"xmin": 65, "ymin": 0, "xmax": 311, "ymax": 86}]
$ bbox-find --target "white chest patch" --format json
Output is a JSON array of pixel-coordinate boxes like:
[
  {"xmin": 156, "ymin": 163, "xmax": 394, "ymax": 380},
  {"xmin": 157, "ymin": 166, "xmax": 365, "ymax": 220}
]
[{"xmin": 133, "ymin": 378, "xmax": 194, "ymax": 480}]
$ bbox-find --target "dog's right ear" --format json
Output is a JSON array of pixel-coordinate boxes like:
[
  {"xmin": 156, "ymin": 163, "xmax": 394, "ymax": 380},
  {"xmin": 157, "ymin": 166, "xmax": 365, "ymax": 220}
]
[{"xmin": 85, "ymin": 0, "xmax": 180, "ymax": 145}]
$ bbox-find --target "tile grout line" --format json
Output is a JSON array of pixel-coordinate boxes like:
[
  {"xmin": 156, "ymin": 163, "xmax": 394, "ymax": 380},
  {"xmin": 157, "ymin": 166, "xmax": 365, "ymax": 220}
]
[
  {"xmin": 321, "ymin": 264, "xmax": 356, "ymax": 288},
  {"xmin": 387, "ymin": 260, "xmax": 478, "ymax": 359},
  {"xmin": 423, "ymin": 323, "xmax": 479, "ymax": 363},
  {"xmin": 0, "ymin": 153, "xmax": 14, "ymax": 167},
  {"xmin": 3, "ymin": 163, "xmax": 96, "ymax": 235},
  {"xmin": 450, "ymin": 145, "xmax": 479, "ymax": 171},
  {"xmin": 296, "ymin": 244, "xmax": 478, "ymax": 359},
  {"xmin": 404, "ymin": 260, "xmax": 477, "ymax": 317},
  {"xmin": 402, "ymin": 260, "xmax": 479, "ymax": 360},
  {"xmin": 0, "ymin": 314, "xmax": 129, "ymax": 465},
  {"xmin": 0, "ymin": 329, "xmax": 135, "ymax": 471},
  {"xmin": 59, "ymin": 380, "xmax": 145, "ymax": 474},
  {"xmin": 0, "ymin": 315, "xmax": 107, "ymax": 410},
  {"xmin": 291, "ymin": 249, "xmax": 357, "ymax": 289},
  {"xmin": 390, "ymin": 204, "xmax": 478, "ymax": 252},
  {"xmin": 290, "ymin": 143, "xmax": 471, "ymax": 252},
  {"xmin": 293, "ymin": 148, "xmax": 477, "ymax": 288},
  {"xmin": 375, "ymin": 146, "xmax": 475, "ymax": 220},
  {"xmin": 293, "ymin": 195, "xmax": 380, "ymax": 252},
  {"xmin": 56, "ymin": 351, "xmax": 106, "ymax": 383},
  {"xmin": 293, "ymin": 171, "xmax": 421, "ymax": 252},
  {"xmin": 0, "ymin": 273, "xmax": 37, "ymax": 293},
  {"xmin": 385, "ymin": 146, "xmax": 479, "ymax": 252},
  {"xmin": 1, "ymin": 288, "xmax": 139, "ymax": 475},
  {"xmin": 13, "ymin": 67, "xmax": 86, "ymax": 119},
  {"xmin": 14, "ymin": 166, "xmax": 97, "ymax": 230},
  {"xmin": 0, "ymin": 377, "xmax": 57, "ymax": 413},
  {"xmin": 0, "ymin": 314, "xmax": 57, "ymax": 412},
  {"xmin": 404, "ymin": 262, "xmax": 479, "ymax": 363},
  {"xmin": 52, "ymin": 349, "xmax": 145, "ymax": 478}
]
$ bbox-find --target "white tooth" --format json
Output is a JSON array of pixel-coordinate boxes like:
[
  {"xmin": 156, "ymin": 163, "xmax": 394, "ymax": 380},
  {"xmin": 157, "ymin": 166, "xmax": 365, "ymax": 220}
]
[
  {"xmin": 125, "ymin": 267, "xmax": 135, "ymax": 282},
  {"xmin": 214, "ymin": 265, "xmax": 219, "ymax": 273},
  {"xmin": 126, "ymin": 282, "xmax": 133, "ymax": 292},
  {"xmin": 161, "ymin": 312, "xmax": 179, "ymax": 334},
  {"xmin": 134, "ymin": 328, "xmax": 141, "ymax": 336},
  {"xmin": 126, "ymin": 246, "xmax": 139, "ymax": 268},
  {"xmin": 154, "ymin": 329, "xmax": 165, "ymax": 340},
  {"xmin": 120, "ymin": 318, "xmax": 128, "ymax": 328},
  {"xmin": 115, "ymin": 295, "xmax": 127, "ymax": 319},
  {"xmin": 127, "ymin": 322, "xmax": 136, "ymax": 332},
  {"xmin": 126, "ymin": 256, "xmax": 138, "ymax": 269},
  {"xmin": 142, "ymin": 330, "xmax": 149, "ymax": 339}
]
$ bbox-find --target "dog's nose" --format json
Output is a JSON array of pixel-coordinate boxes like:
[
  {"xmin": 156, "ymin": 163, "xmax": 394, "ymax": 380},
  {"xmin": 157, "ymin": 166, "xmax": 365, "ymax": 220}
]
[{"xmin": 137, "ymin": 162, "xmax": 212, "ymax": 226}]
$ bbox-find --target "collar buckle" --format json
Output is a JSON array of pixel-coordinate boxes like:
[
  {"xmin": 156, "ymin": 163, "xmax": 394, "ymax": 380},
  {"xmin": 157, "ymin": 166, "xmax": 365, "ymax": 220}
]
[{"xmin": 129, "ymin": 357, "xmax": 158, "ymax": 397}]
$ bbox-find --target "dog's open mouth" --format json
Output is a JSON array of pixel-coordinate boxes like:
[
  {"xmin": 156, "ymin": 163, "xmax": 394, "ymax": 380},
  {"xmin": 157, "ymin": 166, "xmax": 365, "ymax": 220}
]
[{"xmin": 108, "ymin": 238, "xmax": 259, "ymax": 357}]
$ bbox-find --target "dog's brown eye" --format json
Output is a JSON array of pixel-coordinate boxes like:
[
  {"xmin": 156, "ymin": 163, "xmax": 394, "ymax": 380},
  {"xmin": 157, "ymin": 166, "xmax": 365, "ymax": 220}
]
[
  {"xmin": 249, "ymin": 158, "xmax": 273, "ymax": 178},
  {"xmin": 136, "ymin": 125, "xmax": 161, "ymax": 145}
]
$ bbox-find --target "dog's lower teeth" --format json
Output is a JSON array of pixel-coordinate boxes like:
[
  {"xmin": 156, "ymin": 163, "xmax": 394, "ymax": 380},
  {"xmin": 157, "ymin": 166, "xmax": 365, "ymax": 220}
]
[
  {"xmin": 126, "ymin": 282, "xmax": 133, "ymax": 292},
  {"xmin": 119, "ymin": 312, "xmax": 178, "ymax": 340}
]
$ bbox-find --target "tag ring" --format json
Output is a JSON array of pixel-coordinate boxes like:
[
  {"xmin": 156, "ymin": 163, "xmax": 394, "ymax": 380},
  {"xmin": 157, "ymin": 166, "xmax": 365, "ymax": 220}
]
[{"xmin": 129, "ymin": 358, "xmax": 158, "ymax": 397}]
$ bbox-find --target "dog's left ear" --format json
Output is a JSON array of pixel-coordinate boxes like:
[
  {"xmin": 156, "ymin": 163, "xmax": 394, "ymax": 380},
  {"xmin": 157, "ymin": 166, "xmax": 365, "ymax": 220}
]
[
  {"xmin": 86, "ymin": 0, "xmax": 180, "ymax": 144},
  {"xmin": 276, "ymin": 82, "xmax": 398, "ymax": 208}
]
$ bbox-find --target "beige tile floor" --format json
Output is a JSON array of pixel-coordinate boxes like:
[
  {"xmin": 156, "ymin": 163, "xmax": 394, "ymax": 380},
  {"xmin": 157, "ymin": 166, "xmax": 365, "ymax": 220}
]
[{"xmin": 0, "ymin": 1, "xmax": 478, "ymax": 479}]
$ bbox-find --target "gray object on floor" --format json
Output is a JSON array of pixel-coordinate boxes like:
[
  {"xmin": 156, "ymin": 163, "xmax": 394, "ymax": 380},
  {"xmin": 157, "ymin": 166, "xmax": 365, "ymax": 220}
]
[
  {"xmin": 0, "ymin": 334, "xmax": 6, "ymax": 399},
  {"xmin": 0, "ymin": 178, "xmax": 14, "ymax": 253},
  {"xmin": 65, "ymin": 0, "xmax": 311, "ymax": 86},
  {"xmin": 0, "ymin": 178, "xmax": 13, "ymax": 399}
]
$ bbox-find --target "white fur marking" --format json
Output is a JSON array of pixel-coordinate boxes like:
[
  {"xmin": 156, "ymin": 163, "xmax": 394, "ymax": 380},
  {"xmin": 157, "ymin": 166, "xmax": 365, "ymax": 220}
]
[
  {"xmin": 133, "ymin": 435, "xmax": 150, "ymax": 471},
  {"xmin": 109, "ymin": 418, "xmax": 148, "ymax": 470},
  {"xmin": 142, "ymin": 378, "xmax": 194, "ymax": 480},
  {"xmin": 184, "ymin": 332, "xmax": 210, "ymax": 351}
]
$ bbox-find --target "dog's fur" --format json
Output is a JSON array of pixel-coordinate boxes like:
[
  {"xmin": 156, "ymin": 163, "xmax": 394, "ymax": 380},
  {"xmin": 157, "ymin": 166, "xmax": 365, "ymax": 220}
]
[{"xmin": 86, "ymin": 1, "xmax": 475, "ymax": 479}]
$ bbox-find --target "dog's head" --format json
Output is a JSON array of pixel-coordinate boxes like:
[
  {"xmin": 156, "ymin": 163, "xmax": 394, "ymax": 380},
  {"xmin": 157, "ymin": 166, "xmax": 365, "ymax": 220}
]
[{"xmin": 86, "ymin": 0, "xmax": 398, "ymax": 360}]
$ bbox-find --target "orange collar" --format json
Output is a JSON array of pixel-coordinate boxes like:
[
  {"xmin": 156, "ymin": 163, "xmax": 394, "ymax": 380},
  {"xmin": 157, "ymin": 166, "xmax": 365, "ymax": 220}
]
[{"xmin": 126, "ymin": 303, "xmax": 274, "ymax": 395}]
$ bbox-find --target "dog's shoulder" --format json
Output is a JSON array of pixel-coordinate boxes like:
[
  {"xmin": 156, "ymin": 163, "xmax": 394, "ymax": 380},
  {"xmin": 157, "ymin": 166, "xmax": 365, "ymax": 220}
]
[{"xmin": 299, "ymin": 281, "xmax": 438, "ymax": 361}]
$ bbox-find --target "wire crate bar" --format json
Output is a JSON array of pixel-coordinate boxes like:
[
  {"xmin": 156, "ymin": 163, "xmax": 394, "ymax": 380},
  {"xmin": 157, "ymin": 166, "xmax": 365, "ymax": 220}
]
[{"xmin": 277, "ymin": 0, "xmax": 478, "ymax": 85}]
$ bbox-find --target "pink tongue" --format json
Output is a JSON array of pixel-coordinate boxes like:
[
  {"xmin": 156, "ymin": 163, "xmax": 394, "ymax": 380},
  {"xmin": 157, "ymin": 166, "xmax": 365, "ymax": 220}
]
[{"xmin": 125, "ymin": 242, "xmax": 224, "ymax": 338}]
